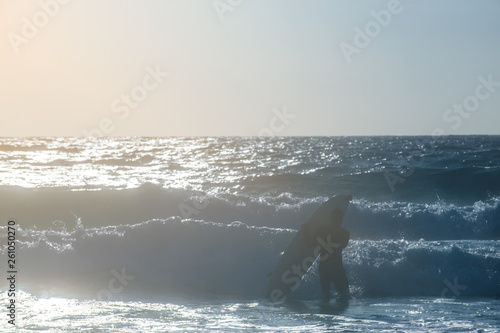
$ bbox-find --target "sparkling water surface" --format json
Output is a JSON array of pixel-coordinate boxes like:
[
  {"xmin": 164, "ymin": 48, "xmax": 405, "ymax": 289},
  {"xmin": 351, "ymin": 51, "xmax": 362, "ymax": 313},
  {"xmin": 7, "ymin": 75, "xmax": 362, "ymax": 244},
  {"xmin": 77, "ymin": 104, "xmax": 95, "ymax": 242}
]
[{"xmin": 7, "ymin": 293, "xmax": 499, "ymax": 332}]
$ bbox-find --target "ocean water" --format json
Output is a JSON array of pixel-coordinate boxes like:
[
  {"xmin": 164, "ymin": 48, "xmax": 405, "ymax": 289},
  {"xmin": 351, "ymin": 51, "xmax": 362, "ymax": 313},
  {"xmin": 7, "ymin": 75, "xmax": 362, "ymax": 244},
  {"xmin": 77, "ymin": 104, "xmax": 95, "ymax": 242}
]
[{"xmin": 0, "ymin": 136, "xmax": 499, "ymax": 332}]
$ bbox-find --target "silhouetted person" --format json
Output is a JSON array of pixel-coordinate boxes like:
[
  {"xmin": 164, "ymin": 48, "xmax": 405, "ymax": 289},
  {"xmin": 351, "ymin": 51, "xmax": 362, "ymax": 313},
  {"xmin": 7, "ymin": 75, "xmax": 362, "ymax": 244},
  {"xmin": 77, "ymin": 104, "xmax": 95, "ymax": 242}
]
[{"xmin": 302, "ymin": 207, "xmax": 350, "ymax": 301}]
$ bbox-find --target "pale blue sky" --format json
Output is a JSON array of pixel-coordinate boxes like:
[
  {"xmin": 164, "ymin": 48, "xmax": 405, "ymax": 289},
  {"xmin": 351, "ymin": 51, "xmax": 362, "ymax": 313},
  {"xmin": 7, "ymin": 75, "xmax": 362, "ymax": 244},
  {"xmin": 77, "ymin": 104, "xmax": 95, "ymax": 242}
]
[{"xmin": 1, "ymin": 0, "xmax": 499, "ymax": 136}]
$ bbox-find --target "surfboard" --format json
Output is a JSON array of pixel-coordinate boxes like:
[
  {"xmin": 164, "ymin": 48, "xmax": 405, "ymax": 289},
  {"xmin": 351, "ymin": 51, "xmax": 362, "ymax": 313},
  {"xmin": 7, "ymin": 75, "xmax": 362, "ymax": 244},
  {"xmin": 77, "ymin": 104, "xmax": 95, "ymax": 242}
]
[{"xmin": 266, "ymin": 194, "xmax": 351, "ymax": 302}]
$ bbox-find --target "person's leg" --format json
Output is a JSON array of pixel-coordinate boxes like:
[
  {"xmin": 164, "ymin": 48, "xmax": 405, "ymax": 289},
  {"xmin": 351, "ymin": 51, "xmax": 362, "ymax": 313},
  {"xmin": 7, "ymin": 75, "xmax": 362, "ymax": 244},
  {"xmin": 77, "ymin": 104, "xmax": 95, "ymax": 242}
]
[
  {"xmin": 319, "ymin": 265, "xmax": 332, "ymax": 300},
  {"xmin": 332, "ymin": 263, "xmax": 349, "ymax": 296}
]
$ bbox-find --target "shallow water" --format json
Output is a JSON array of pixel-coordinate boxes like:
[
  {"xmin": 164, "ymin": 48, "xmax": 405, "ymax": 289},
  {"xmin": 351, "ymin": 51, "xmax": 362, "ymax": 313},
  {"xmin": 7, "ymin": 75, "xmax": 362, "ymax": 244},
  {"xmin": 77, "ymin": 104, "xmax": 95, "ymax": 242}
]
[{"xmin": 4, "ymin": 293, "xmax": 499, "ymax": 332}]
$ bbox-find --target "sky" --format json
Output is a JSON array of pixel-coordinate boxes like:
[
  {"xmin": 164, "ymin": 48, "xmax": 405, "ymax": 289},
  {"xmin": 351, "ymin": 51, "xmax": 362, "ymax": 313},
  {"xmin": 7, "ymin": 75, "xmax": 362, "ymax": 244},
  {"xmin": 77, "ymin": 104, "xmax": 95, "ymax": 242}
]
[{"xmin": 1, "ymin": 0, "xmax": 499, "ymax": 136}]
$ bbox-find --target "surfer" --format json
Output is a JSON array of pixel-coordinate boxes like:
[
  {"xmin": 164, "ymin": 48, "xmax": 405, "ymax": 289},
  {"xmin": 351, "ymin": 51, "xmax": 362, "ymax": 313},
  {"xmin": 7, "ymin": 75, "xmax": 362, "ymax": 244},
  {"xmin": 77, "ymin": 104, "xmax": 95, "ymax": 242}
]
[{"xmin": 302, "ymin": 206, "xmax": 350, "ymax": 301}]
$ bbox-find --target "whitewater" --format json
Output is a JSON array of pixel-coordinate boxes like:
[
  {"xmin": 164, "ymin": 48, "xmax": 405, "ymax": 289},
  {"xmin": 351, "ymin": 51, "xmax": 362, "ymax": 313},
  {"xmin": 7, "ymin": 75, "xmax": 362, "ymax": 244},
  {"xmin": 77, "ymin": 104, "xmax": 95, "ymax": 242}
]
[{"xmin": 0, "ymin": 136, "xmax": 499, "ymax": 332}]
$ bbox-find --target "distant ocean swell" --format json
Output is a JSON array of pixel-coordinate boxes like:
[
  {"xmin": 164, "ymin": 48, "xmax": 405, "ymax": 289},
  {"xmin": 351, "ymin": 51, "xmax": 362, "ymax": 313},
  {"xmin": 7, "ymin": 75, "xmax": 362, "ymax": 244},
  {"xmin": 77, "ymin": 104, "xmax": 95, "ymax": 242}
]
[
  {"xmin": 1, "ymin": 185, "xmax": 499, "ymax": 240},
  {"xmin": 1, "ymin": 218, "xmax": 499, "ymax": 299},
  {"xmin": 1, "ymin": 136, "xmax": 499, "ymax": 204}
]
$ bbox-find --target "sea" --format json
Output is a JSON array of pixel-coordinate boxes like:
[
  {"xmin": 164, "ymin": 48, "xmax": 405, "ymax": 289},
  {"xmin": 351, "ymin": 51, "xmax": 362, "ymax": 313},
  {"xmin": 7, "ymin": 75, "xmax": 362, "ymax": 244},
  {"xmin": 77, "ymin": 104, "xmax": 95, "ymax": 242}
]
[{"xmin": 0, "ymin": 135, "xmax": 499, "ymax": 332}]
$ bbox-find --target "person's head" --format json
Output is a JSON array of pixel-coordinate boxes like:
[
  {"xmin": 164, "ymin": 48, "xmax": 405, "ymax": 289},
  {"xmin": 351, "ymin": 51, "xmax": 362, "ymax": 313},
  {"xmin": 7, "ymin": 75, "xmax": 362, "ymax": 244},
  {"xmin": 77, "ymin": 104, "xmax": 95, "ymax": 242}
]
[{"xmin": 330, "ymin": 208, "xmax": 344, "ymax": 226}]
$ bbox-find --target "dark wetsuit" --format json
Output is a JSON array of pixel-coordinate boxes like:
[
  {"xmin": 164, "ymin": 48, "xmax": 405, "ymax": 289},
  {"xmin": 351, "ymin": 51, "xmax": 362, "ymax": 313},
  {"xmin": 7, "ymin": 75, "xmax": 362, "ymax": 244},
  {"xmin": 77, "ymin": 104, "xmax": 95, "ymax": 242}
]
[{"xmin": 313, "ymin": 224, "xmax": 349, "ymax": 297}]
